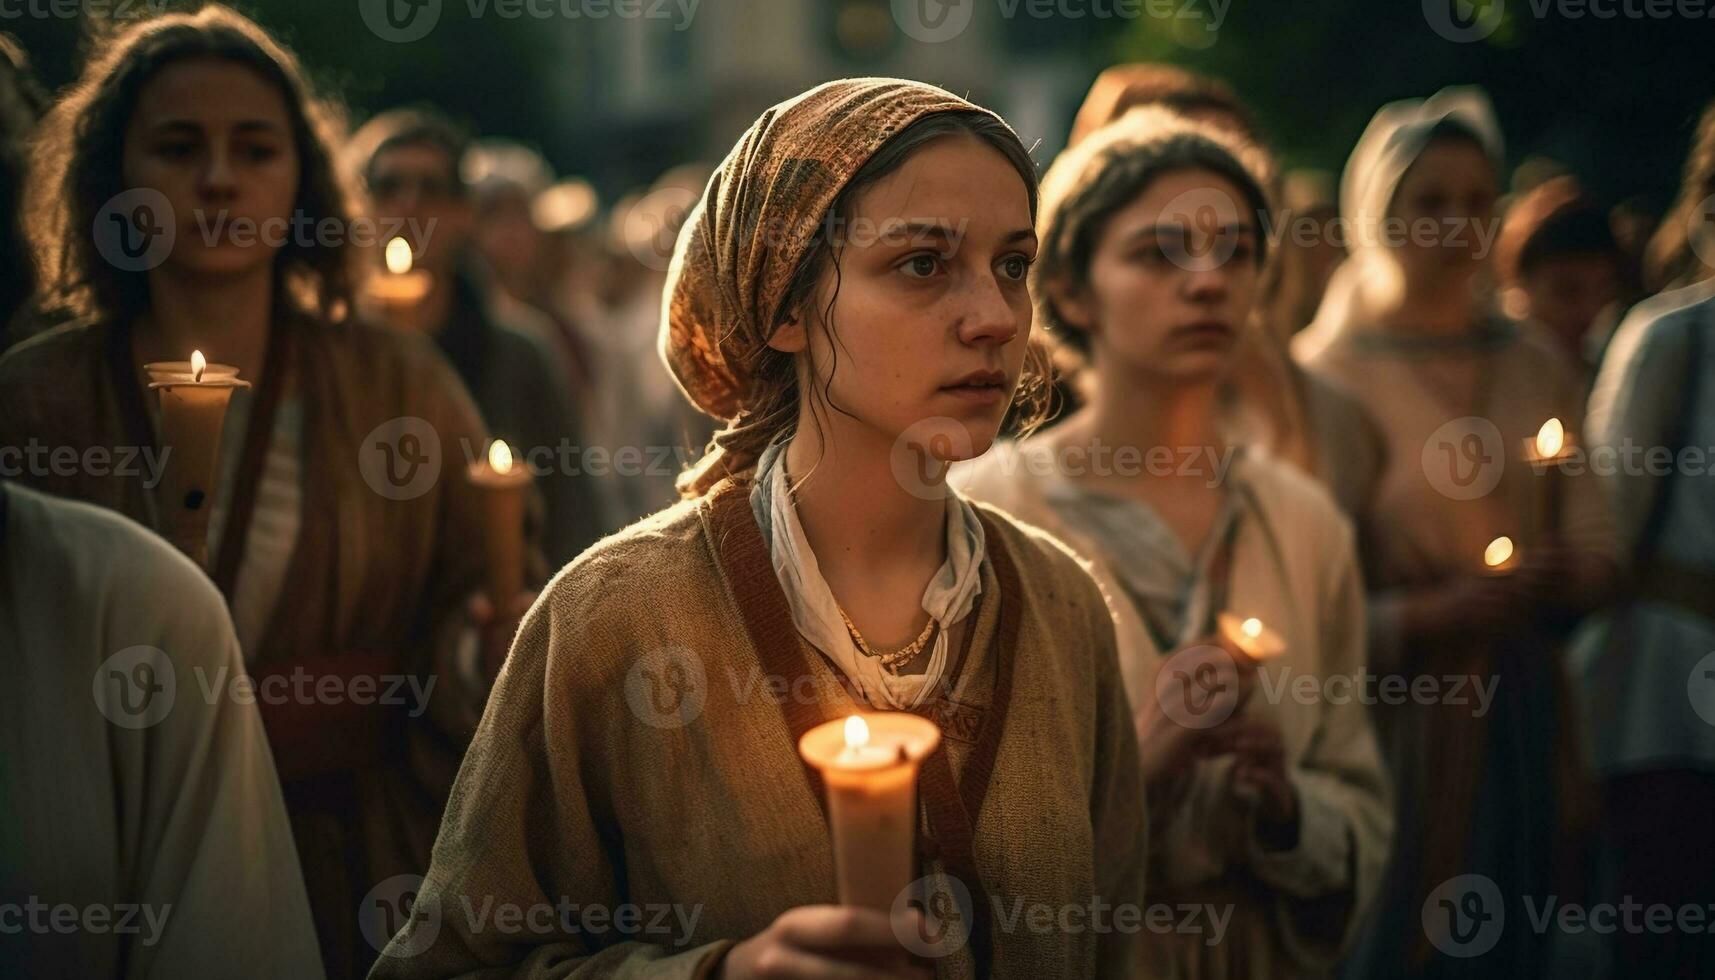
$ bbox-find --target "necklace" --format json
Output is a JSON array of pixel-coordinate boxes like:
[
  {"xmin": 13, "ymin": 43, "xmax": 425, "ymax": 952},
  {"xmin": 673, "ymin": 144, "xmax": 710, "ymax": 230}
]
[{"xmin": 837, "ymin": 604, "xmax": 938, "ymax": 675}]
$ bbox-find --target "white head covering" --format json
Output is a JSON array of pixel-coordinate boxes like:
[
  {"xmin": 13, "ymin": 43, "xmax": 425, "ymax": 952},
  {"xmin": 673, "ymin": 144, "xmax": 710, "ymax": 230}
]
[{"xmin": 1294, "ymin": 86, "xmax": 1505, "ymax": 361}]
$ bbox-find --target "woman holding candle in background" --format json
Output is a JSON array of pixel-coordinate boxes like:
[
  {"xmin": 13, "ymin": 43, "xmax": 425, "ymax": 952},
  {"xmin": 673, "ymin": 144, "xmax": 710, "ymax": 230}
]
[
  {"xmin": 1293, "ymin": 89, "xmax": 1617, "ymax": 979},
  {"xmin": 0, "ymin": 7, "xmax": 537, "ymax": 975},
  {"xmin": 373, "ymin": 79, "xmax": 1146, "ymax": 979},
  {"xmin": 956, "ymin": 109, "xmax": 1392, "ymax": 979}
]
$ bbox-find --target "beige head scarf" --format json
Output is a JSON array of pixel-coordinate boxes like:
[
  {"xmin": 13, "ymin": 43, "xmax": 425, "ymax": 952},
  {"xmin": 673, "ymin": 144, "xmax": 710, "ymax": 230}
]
[
  {"xmin": 1294, "ymin": 86, "xmax": 1504, "ymax": 361},
  {"xmin": 659, "ymin": 78, "xmax": 1017, "ymax": 496}
]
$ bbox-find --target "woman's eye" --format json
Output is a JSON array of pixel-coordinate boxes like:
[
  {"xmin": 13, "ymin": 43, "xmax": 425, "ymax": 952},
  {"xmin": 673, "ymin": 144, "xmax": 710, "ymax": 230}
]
[
  {"xmin": 998, "ymin": 255, "xmax": 1030, "ymax": 281},
  {"xmin": 900, "ymin": 254, "xmax": 941, "ymax": 279},
  {"xmin": 154, "ymin": 142, "xmax": 197, "ymax": 160},
  {"xmin": 241, "ymin": 143, "xmax": 282, "ymax": 163}
]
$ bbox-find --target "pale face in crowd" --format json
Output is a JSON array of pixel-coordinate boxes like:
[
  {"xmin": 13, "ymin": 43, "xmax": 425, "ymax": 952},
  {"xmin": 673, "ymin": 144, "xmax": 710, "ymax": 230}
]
[
  {"xmin": 1387, "ymin": 136, "xmax": 1499, "ymax": 285},
  {"xmin": 769, "ymin": 133, "xmax": 1037, "ymax": 462},
  {"xmin": 122, "ymin": 57, "xmax": 300, "ymax": 280},
  {"xmin": 1516, "ymin": 254, "xmax": 1619, "ymax": 349},
  {"xmin": 1053, "ymin": 168, "xmax": 1261, "ymax": 385},
  {"xmin": 365, "ymin": 141, "xmax": 474, "ymax": 276}
]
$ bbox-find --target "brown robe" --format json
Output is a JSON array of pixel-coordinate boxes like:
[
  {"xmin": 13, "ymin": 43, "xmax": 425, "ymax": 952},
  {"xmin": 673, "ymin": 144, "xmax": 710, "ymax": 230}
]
[
  {"xmin": 0, "ymin": 313, "xmax": 526, "ymax": 978},
  {"xmin": 368, "ymin": 479, "xmax": 1148, "ymax": 978}
]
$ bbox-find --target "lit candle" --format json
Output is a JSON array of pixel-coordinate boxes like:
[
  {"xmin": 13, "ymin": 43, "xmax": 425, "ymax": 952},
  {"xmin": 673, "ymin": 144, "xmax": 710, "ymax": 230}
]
[
  {"xmin": 364, "ymin": 237, "xmax": 431, "ymax": 323},
  {"xmin": 798, "ymin": 712, "xmax": 941, "ymax": 911},
  {"xmin": 468, "ymin": 439, "xmax": 531, "ymax": 621},
  {"xmin": 1482, "ymin": 534, "xmax": 1519, "ymax": 575},
  {"xmin": 1216, "ymin": 612, "xmax": 1286, "ymax": 662},
  {"xmin": 146, "ymin": 350, "xmax": 250, "ymax": 567},
  {"xmin": 1523, "ymin": 417, "xmax": 1574, "ymax": 546}
]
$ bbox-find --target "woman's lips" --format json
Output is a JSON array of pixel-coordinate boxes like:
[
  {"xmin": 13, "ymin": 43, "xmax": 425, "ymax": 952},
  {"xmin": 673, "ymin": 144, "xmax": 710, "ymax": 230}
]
[{"xmin": 1170, "ymin": 321, "xmax": 1238, "ymax": 347}]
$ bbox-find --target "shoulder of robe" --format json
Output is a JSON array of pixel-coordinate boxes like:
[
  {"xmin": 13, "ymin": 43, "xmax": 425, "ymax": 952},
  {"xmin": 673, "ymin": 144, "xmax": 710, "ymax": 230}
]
[
  {"xmin": 1240, "ymin": 451, "xmax": 1355, "ymax": 552},
  {"xmin": 1612, "ymin": 283, "xmax": 1712, "ymax": 367},
  {"xmin": 0, "ymin": 315, "xmax": 103, "ymax": 394},
  {"xmin": 521, "ymin": 496, "xmax": 716, "ymax": 679},
  {"xmin": 5, "ymin": 482, "xmax": 236, "ymax": 666},
  {"xmin": 970, "ymin": 499, "xmax": 1111, "ymax": 623},
  {"xmin": 310, "ymin": 316, "xmax": 470, "ymax": 404}
]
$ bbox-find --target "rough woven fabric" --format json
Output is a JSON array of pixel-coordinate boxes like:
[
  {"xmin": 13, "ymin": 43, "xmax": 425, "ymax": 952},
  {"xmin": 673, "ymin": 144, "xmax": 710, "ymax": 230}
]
[
  {"xmin": 370, "ymin": 482, "xmax": 1148, "ymax": 978},
  {"xmin": 659, "ymin": 78, "xmax": 1010, "ymax": 421}
]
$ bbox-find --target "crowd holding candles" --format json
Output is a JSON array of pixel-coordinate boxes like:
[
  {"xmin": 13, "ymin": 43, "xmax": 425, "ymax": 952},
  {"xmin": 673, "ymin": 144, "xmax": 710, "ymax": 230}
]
[{"xmin": 0, "ymin": 5, "xmax": 1712, "ymax": 980}]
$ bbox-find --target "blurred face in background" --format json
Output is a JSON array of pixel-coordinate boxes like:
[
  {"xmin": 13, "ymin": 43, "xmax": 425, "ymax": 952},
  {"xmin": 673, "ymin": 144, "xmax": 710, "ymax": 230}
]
[
  {"xmin": 1387, "ymin": 136, "xmax": 1499, "ymax": 288},
  {"xmin": 1515, "ymin": 253, "xmax": 1619, "ymax": 349},
  {"xmin": 365, "ymin": 141, "xmax": 471, "ymax": 276},
  {"xmin": 768, "ymin": 133, "xmax": 1036, "ymax": 463},
  {"xmin": 122, "ymin": 56, "xmax": 300, "ymax": 281},
  {"xmin": 473, "ymin": 185, "xmax": 545, "ymax": 302},
  {"xmin": 1053, "ymin": 168, "xmax": 1262, "ymax": 385}
]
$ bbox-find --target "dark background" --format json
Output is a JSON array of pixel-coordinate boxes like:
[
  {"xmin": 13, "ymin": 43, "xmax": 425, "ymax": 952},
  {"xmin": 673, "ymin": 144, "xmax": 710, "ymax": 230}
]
[{"xmin": 5, "ymin": 0, "xmax": 1710, "ymax": 212}]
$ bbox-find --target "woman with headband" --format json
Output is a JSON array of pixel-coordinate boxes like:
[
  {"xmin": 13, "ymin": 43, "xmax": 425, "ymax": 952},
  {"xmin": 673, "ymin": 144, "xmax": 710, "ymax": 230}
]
[
  {"xmin": 958, "ymin": 107, "xmax": 1391, "ymax": 979},
  {"xmin": 370, "ymin": 79, "xmax": 1147, "ymax": 979},
  {"xmin": 1295, "ymin": 88, "xmax": 1617, "ymax": 978}
]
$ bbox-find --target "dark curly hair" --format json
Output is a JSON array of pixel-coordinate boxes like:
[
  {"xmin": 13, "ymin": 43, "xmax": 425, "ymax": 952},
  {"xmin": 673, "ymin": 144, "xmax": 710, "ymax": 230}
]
[{"xmin": 25, "ymin": 4, "xmax": 358, "ymax": 328}]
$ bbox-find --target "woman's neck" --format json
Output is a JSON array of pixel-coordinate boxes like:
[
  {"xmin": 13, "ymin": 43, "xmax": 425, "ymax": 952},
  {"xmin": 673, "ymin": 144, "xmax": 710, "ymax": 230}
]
[
  {"xmin": 1063, "ymin": 358, "xmax": 1226, "ymax": 482},
  {"xmin": 135, "ymin": 265, "xmax": 275, "ymax": 380},
  {"xmin": 783, "ymin": 413, "xmax": 948, "ymax": 587},
  {"xmin": 1376, "ymin": 267, "xmax": 1480, "ymax": 336}
]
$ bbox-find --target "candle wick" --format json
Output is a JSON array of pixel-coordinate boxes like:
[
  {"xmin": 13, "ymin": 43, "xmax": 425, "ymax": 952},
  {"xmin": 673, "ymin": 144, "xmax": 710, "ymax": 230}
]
[{"xmin": 896, "ymin": 744, "xmax": 908, "ymax": 764}]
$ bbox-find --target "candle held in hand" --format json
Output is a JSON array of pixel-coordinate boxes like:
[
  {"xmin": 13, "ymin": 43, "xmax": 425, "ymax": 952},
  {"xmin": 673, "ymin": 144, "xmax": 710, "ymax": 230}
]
[
  {"xmin": 468, "ymin": 439, "xmax": 531, "ymax": 616},
  {"xmin": 798, "ymin": 712, "xmax": 940, "ymax": 911},
  {"xmin": 147, "ymin": 349, "xmax": 251, "ymax": 567},
  {"xmin": 1217, "ymin": 611, "xmax": 1286, "ymax": 662}
]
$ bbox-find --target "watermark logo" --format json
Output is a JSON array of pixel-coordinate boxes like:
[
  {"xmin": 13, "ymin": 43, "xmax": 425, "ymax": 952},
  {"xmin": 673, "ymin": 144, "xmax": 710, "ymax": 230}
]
[
  {"xmin": 892, "ymin": 0, "xmax": 976, "ymax": 41},
  {"xmin": 624, "ymin": 646, "xmax": 708, "ymax": 729},
  {"xmin": 93, "ymin": 188, "xmax": 175, "ymax": 273},
  {"xmin": 1423, "ymin": 873, "xmax": 1505, "ymax": 958},
  {"xmin": 1158, "ymin": 185, "xmax": 1246, "ymax": 273},
  {"xmin": 891, "ymin": 416, "xmax": 977, "ymax": 502},
  {"xmin": 1690, "ymin": 651, "xmax": 1715, "ymax": 728},
  {"xmin": 360, "ymin": 0, "xmax": 444, "ymax": 42},
  {"xmin": 893, "ymin": 873, "xmax": 974, "ymax": 958},
  {"xmin": 619, "ymin": 185, "xmax": 699, "ymax": 274},
  {"xmin": 1424, "ymin": 0, "xmax": 1506, "ymax": 41},
  {"xmin": 1422, "ymin": 416, "xmax": 1505, "ymax": 500},
  {"xmin": 361, "ymin": 874, "xmax": 442, "ymax": 957},
  {"xmin": 359, "ymin": 417, "xmax": 442, "ymax": 501},
  {"xmin": 1154, "ymin": 643, "xmax": 1243, "ymax": 730},
  {"xmin": 92, "ymin": 645, "xmax": 176, "ymax": 730}
]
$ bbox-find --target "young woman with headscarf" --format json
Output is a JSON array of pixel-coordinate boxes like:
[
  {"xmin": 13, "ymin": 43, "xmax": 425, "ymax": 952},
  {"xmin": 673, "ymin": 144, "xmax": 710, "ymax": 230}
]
[
  {"xmin": 369, "ymin": 78, "xmax": 1148, "ymax": 980},
  {"xmin": 1294, "ymin": 88, "xmax": 1617, "ymax": 978}
]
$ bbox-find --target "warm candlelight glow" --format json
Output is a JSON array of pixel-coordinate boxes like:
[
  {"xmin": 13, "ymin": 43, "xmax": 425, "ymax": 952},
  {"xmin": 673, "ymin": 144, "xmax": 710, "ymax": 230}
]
[
  {"xmin": 1534, "ymin": 418, "xmax": 1565, "ymax": 458},
  {"xmin": 190, "ymin": 349, "xmax": 206, "ymax": 383},
  {"xmin": 1241, "ymin": 617, "xmax": 1262, "ymax": 640},
  {"xmin": 385, "ymin": 237, "xmax": 414, "ymax": 276},
  {"xmin": 487, "ymin": 439, "xmax": 514, "ymax": 475},
  {"xmin": 844, "ymin": 714, "xmax": 869, "ymax": 751},
  {"xmin": 1484, "ymin": 535, "xmax": 1515, "ymax": 568}
]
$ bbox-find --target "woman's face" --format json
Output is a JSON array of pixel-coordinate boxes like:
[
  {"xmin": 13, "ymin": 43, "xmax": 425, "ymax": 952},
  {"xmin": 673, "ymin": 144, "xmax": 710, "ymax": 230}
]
[
  {"xmin": 1387, "ymin": 137, "xmax": 1498, "ymax": 284},
  {"xmin": 122, "ymin": 57, "xmax": 300, "ymax": 279},
  {"xmin": 770, "ymin": 133, "xmax": 1036, "ymax": 463},
  {"xmin": 1055, "ymin": 168, "xmax": 1261, "ymax": 384}
]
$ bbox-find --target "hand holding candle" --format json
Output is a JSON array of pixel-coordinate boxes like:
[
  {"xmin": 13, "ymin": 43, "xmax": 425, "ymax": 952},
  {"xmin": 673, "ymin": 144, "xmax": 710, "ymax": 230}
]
[
  {"xmin": 146, "ymin": 350, "xmax": 250, "ymax": 567},
  {"xmin": 1523, "ymin": 417, "xmax": 1574, "ymax": 546},
  {"xmin": 468, "ymin": 439, "xmax": 531, "ymax": 618},
  {"xmin": 798, "ymin": 712, "xmax": 940, "ymax": 911},
  {"xmin": 1216, "ymin": 612, "xmax": 1286, "ymax": 664}
]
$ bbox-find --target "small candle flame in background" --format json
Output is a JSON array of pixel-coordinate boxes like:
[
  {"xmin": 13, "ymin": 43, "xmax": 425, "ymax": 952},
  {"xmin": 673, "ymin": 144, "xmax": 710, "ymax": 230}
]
[
  {"xmin": 385, "ymin": 237, "xmax": 414, "ymax": 276},
  {"xmin": 844, "ymin": 714, "xmax": 870, "ymax": 751},
  {"xmin": 487, "ymin": 439, "xmax": 514, "ymax": 475},
  {"xmin": 1484, "ymin": 535, "xmax": 1515, "ymax": 568},
  {"xmin": 1241, "ymin": 617, "xmax": 1263, "ymax": 640},
  {"xmin": 1535, "ymin": 417, "xmax": 1565, "ymax": 457},
  {"xmin": 190, "ymin": 349, "xmax": 206, "ymax": 383}
]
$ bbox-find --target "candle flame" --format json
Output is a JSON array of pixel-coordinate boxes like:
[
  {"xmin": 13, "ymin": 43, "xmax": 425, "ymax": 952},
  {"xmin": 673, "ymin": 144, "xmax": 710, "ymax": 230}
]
[
  {"xmin": 1535, "ymin": 417, "xmax": 1565, "ymax": 458},
  {"xmin": 487, "ymin": 440, "xmax": 514, "ymax": 474},
  {"xmin": 190, "ymin": 349, "xmax": 206, "ymax": 383},
  {"xmin": 843, "ymin": 715, "xmax": 870, "ymax": 750},
  {"xmin": 385, "ymin": 237, "xmax": 414, "ymax": 276},
  {"xmin": 1484, "ymin": 535, "xmax": 1515, "ymax": 568},
  {"xmin": 1241, "ymin": 617, "xmax": 1263, "ymax": 639}
]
